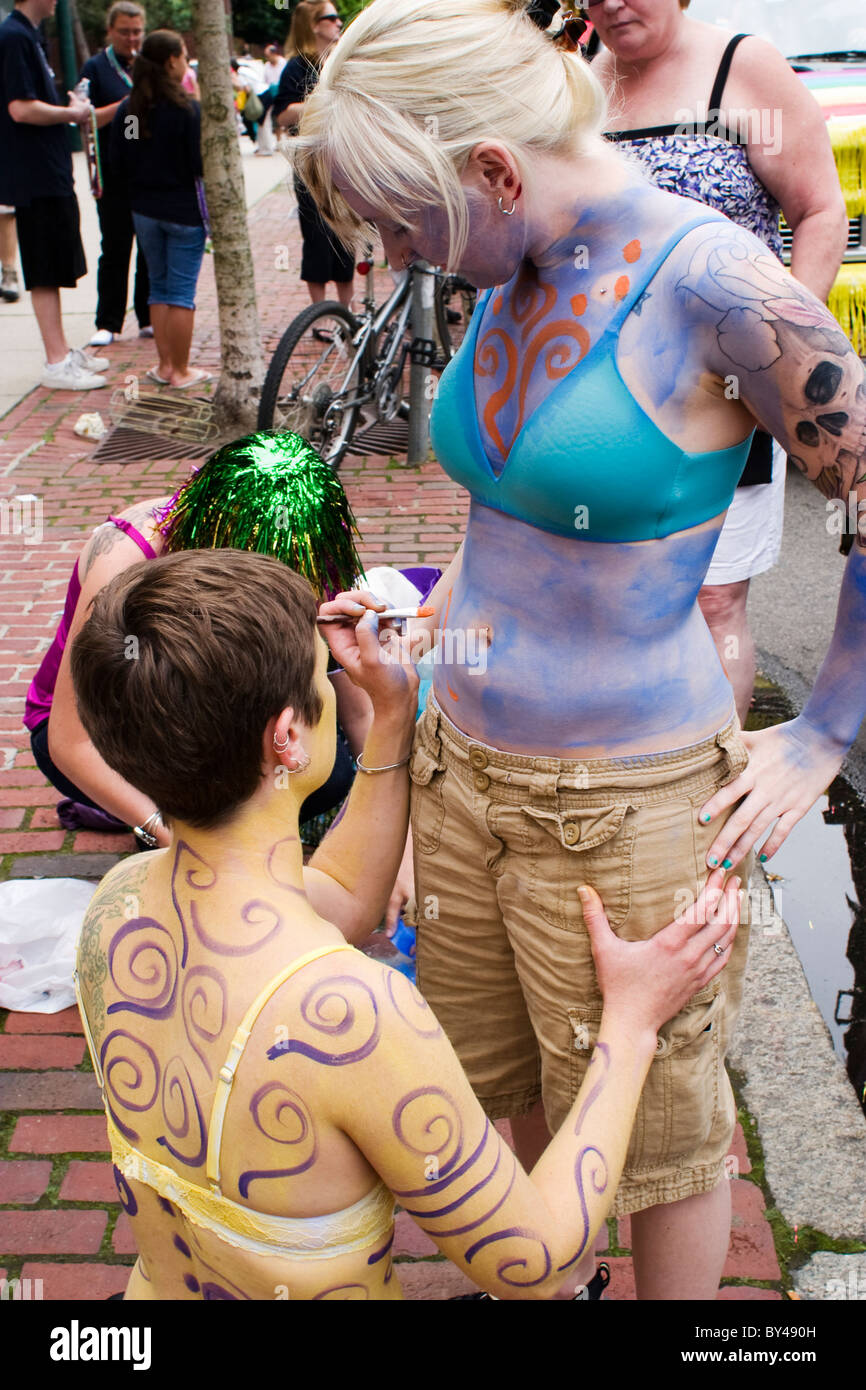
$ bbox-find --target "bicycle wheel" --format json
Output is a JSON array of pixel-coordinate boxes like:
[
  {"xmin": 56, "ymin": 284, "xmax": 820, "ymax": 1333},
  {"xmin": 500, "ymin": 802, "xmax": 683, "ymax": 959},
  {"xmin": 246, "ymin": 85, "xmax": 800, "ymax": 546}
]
[
  {"xmin": 257, "ymin": 301, "xmax": 370, "ymax": 468},
  {"xmin": 434, "ymin": 274, "xmax": 477, "ymax": 363}
]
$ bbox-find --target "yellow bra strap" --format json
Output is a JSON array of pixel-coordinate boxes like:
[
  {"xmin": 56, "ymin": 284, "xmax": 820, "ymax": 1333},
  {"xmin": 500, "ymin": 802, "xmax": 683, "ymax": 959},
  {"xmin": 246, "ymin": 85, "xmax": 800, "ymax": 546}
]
[{"xmin": 205, "ymin": 941, "xmax": 355, "ymax": 1194}]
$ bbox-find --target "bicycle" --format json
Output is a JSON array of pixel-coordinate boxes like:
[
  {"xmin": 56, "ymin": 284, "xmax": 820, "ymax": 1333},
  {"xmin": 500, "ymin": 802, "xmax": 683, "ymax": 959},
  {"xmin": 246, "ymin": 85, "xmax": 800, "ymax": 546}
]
[{"xmin": 257, "ymin": 250, "xmax": 476, "ymax": 467}]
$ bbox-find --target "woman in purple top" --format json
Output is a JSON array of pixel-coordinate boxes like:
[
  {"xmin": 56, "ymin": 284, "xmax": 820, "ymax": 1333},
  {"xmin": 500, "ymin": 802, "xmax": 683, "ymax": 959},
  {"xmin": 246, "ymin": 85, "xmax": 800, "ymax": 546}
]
[
  {"xmin": 24, "ymin": 436, "xmax": 375, "ymax": 855},
  {"xmin": 24, "ymin": 501, "xmax": 165, "ymax": 837}
]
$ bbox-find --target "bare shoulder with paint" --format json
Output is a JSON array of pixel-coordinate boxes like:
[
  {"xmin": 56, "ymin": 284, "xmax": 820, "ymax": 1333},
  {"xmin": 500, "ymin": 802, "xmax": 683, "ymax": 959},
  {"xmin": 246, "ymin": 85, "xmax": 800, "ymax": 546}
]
[{"xmin": 660, "ymin": 221, "xmax": 866, "ymax": 546}]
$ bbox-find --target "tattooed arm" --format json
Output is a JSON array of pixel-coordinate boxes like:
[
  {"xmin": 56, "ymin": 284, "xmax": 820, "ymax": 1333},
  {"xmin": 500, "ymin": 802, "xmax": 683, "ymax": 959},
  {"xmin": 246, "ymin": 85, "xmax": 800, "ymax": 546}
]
[
  {"xmin": 76, "ymin": 859, "xmax": 151, "ymax": 1052},
  {"xmin": 49, "ymin": 506, "xmax": 172, "ymax": 845},
  {"xmin": 675, "ymin": 225, "xmax": 866, "ymax": 867},
  {"xmin": 323, "ymin": 874, "xmax": 738, "ymax": 1299}
]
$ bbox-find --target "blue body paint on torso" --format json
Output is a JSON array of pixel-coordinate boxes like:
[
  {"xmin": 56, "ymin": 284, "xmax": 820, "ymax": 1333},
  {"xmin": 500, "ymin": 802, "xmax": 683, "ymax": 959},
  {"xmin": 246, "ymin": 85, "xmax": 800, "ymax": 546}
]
[
  {"xmin": 438, "ymin": 501, "xmax": 735, "ymax": 756},
  {"xmin": 429, "ymin": 186, "xmax": 746, "ymax": 756}
]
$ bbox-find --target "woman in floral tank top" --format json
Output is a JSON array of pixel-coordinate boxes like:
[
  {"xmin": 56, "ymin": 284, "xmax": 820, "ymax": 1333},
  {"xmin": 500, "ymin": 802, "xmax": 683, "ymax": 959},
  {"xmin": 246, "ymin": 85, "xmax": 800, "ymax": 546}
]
[{"xmin": 590, "ymin": 0, "xmax": 848, "ymax": 725}]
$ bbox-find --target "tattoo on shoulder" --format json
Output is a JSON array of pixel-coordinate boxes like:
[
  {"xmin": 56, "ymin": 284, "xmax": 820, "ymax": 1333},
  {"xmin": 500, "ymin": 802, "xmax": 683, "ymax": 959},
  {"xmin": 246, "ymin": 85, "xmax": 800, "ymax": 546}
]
[
  {"xmin": 81, "ymin": 521, "xmax": 126, "ymax": 579},
  {"xmin": 677, "ymin": 227, "xmax": 866, "ymax": 547},
  {"xmin": 77, "ymin": 862, "xmax": 150, "ymax": 1044}
]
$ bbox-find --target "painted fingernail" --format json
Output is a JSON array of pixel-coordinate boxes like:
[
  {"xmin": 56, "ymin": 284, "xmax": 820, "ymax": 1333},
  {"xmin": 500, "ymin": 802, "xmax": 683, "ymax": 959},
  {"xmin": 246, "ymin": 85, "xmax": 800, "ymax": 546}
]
[
  {"xmin": 700, "ymin": 812, "xmax": 711, "ymax": 823},
  {"xmin": 722, "ymin": 859, "xmax": 732, "ymax": 870},
  {"xmin": 708, "ymin": 855, "xmax": 719, "ymax": 868},
  {"xmin": 759, "ymin": 852, "xmax": 768, "ymax": 863}
]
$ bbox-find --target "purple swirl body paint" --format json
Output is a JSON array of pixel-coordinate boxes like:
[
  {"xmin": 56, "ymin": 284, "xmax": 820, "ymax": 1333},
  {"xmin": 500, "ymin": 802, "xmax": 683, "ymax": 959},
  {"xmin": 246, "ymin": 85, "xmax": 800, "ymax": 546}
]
[
  {"xmin": 464, "ymin": 1227, "xmax": 553, "ymax": 1288},
  {"xmin": 238, "ymin": 1081, "xmax": 318, "ymax": 1198},
  {"xmin": 156, "ymin": 1057, "xmax": 207, "ymax": 1167},
  {"xmin": 181, "ymin": 965, "xmax": 227, "ymax": 1077},
  {"xmin": 266, "ymin": 975, "xmax": 380, "ymax": 1065},
  {"xmin": 107, "ymin": 918, "xmax": 178, "ymax": 1020},
  {"xmin": 100, "ymin": 1030, "xmax": 160, "ymax": 1140},
  {"xmin": 384, "ymin": 969, "xmax": 442, "ymax": 1039}
]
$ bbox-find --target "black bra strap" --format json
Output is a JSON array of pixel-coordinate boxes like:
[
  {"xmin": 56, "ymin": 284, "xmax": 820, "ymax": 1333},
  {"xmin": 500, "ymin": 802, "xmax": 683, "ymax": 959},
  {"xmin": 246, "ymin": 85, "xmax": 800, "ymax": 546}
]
[{"xmin": 708, "ymin": 33, "xmax": 749, "ymax": 113}]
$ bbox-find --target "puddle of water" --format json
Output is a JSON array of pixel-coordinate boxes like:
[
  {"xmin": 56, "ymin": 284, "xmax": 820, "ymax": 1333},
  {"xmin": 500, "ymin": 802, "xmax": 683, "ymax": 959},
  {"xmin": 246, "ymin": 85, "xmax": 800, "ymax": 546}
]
[{"xmin": 748, "ymin": 682, "xmax": 866, "ymax": 1114}]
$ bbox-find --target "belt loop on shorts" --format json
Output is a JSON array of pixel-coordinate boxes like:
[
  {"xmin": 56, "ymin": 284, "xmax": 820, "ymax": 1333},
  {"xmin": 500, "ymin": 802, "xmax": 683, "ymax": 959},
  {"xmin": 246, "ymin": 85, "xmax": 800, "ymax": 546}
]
[
  {"xmin": 423, "ymin": 693, "xmax": 443, "ymax": 761},
  {"xmin": 715, "ymin": 717, "xmax": 748, "ymax": 781},
  {"xmin": 528, "ymin": 769, "xmax": 559, "ymax": 800}
]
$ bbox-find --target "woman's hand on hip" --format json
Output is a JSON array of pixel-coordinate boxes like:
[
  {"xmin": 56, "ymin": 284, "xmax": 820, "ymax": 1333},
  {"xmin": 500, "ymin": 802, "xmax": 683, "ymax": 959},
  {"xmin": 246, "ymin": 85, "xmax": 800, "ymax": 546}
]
[
  {"xmin": 697, "ymin": 719, "xmax": 845, "ymax": 870},
  {"xmin": 583, "ymin": 868, "xmax": 741, "ymax": 1036}
]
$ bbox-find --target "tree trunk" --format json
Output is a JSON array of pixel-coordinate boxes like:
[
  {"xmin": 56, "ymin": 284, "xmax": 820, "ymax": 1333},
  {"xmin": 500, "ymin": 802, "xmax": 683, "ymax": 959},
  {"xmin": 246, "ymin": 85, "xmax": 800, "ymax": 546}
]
[
  {"xmin": 191, "ymin": 0, "xmax": 264, "ymax": 430},
  {"xmin": 68, "ymin": 0, "xmax": 90, "ymax": 69}
]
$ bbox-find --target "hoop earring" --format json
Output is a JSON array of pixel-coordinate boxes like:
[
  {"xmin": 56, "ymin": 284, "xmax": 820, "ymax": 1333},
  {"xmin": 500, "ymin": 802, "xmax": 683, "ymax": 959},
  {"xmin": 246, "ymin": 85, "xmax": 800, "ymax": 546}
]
[
  {"xmin": 273, "ymin": 733, "xmax": 290, "ymax": 753},
  {"xmin": 285, "ymin": 751, "xmax": 311, "ymax": 774},
  {"xmin": 498, "ymin": 195, "xmax": 516, "ymax": 216}
]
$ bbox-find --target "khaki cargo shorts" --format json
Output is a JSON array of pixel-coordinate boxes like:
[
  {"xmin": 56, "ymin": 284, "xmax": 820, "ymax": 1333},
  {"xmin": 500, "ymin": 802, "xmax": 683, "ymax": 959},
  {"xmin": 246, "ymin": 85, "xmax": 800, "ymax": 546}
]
[{"xmin": 409, "ymin": 695, "xmax": 753, "ymax": 1218}]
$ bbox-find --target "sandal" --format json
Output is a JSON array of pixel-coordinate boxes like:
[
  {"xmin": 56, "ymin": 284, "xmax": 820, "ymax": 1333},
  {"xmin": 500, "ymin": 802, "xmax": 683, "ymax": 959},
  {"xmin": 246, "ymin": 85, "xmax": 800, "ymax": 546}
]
[
  {"xmin": 171, "ymin": 370, "xmax": 213, "ymax": 391},
  {"xmin": 449, "ymin": 1262, "xmax": 611, "ymax": 1301},
  {"xmin": 146, "ymin": 368, "xmax": 170, "ymax": 385},
  {"xmin": 573, "ymin": 1262, "xmax": 611, "ymax": 1300}
]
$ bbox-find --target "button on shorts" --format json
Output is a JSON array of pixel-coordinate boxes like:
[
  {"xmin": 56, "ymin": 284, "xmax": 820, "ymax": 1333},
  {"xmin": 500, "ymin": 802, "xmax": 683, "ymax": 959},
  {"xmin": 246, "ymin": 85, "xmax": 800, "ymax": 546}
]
[{"xmin": 409, "ymin": 695, "xmax": 753, "ymax": 1218}]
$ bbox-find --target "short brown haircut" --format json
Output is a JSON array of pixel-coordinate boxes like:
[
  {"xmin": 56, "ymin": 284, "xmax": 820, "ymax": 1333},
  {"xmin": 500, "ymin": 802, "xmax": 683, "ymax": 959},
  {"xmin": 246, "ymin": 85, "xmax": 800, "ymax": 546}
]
[
  {"xmin": 71, "ymin": 550, "xmax": 322, "ymax": 828},
  {"xmin": 107, "ymin": 2, "xmax": 145, "ymax": 27}
]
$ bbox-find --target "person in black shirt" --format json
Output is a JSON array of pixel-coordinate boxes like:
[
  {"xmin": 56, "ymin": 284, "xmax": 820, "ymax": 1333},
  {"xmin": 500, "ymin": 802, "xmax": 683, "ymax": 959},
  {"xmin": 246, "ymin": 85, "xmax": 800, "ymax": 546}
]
[
  {"xmin": 110, "ymin": 29, "xmax": 208, "ymax": 389},
  {"xmin": 79, "ymin": 1, "xmax": 151, "ymax": 347},
  {"xmin": 0, "ymin": 0, "xmax": 110, "ymax": 390},
  {"xmin": 274, "ymin": 1, "xmax": 354, "ymax": 308}
]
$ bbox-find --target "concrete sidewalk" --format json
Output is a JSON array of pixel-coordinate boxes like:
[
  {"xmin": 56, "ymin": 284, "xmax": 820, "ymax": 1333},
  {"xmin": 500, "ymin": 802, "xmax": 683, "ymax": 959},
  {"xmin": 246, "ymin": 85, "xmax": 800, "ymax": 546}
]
[
  {"xmin": 0, "ymin": 171, "xmax": 860, "ymax": 1301},
  {"xmin": 0, "ymin": 142, "xmax": 288, "ymax": 419}
]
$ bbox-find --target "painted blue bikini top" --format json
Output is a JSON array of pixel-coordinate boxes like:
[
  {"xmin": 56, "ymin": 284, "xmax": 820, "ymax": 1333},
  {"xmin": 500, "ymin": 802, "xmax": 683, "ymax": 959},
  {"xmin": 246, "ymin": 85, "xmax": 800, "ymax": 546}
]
[{"xmin": 430, "ymin": 214, "xmax": 755, "ymax": 543}]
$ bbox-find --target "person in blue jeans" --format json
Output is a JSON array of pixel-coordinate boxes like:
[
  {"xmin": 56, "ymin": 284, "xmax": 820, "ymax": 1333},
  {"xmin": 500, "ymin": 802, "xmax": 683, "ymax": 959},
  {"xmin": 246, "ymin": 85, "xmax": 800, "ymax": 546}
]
[{"xmin": 110, "ymin": 28, "xmax": 209, "ymax": 389}]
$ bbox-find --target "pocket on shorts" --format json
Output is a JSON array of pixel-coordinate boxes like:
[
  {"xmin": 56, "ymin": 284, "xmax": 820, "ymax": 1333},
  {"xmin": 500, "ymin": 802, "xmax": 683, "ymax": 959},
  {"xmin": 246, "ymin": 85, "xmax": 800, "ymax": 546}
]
[
  {"xmin": 628, "ymin": 984, "xmax": 725, "ymax": 1170},
  {"xmin": 567, "ymin": 982, "xmax": 725, "ymax": 1171},
  {"xmin": 522, "ymin": 802, "xmax": 635, "ymax": 931},
  {"xmin": 409, "ymin": 740, "xmax": 446, "ymax": 856}
]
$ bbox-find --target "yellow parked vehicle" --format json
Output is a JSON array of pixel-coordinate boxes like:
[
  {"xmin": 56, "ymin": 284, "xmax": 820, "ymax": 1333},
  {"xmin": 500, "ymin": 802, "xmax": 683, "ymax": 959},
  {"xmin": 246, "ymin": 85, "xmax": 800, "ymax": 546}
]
[{"xmin": 687, "ymin": 0, "xmax": 866, "ymax": 353}]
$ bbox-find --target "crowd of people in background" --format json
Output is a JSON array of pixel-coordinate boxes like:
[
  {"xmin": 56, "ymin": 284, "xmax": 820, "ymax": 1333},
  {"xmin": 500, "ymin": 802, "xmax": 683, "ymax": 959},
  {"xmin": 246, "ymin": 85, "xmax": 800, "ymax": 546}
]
[
  {"xmin": 2, "ymin": 0, "xmax": 865, "ymax": 1304},
  {"xmin": 0, "ymin": 0, "xmax": 349, "ymax": 392}
]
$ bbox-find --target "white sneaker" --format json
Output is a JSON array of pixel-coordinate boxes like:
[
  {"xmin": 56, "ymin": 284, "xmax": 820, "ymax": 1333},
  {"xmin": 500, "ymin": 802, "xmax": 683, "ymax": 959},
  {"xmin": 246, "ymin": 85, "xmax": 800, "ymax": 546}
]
[
  {"xmin": 89, "ymin": 329, "xmax": 114, "ymax": 346},
  {"xmin": 72, "ymin": 346, "xmax": 110, "ymax": 373},
  {"xmin": 41, "ymin": 352, "xmax": 107, "ymax": 391},
  {"xmin": 138, "ymin": 326, "xmax": 154, "ymax": 338}
]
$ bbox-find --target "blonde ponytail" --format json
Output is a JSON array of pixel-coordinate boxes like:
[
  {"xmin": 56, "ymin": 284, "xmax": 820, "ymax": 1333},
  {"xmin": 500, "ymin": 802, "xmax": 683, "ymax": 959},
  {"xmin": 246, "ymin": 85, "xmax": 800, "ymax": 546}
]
[{"xmin": 291, "ymin": 0, "xmax": 607, "ymax": 267}]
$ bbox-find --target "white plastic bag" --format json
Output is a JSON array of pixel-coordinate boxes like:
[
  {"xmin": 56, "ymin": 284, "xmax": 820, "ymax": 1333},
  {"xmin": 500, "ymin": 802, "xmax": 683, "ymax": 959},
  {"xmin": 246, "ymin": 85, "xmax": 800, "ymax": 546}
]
[
  {"xmin": 0, "ymin": 878, "xmax": 97, "ymax": 1013},
  {"xmin": 358, "ymin": 565, "xmax": 423, "ymax": 609}
]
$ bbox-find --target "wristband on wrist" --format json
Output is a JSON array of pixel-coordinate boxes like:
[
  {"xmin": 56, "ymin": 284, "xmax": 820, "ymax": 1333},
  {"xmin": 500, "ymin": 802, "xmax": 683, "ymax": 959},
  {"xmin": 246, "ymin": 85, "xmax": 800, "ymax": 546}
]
[
  {"xmin": 355, "ymin": 754, "xmax": 410, "ymax": 775},
  {"xmin": 134, "ymin": 809, "xmax": 163, "ymax": 847}
]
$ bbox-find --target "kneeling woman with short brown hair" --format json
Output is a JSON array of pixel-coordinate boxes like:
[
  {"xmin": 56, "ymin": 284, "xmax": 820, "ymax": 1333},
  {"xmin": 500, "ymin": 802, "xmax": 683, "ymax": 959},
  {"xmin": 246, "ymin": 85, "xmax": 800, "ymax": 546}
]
[{"xmin": 72, "ymin": 549, "xmax": 739, "ymax": 1300}]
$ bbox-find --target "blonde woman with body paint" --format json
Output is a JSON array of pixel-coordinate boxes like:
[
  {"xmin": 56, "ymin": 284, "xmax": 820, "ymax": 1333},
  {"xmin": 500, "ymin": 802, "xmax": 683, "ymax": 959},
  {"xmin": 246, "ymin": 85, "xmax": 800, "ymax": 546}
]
[
  {"xmin": 288, "ymin": 0, "xmax": 866, "ymax": 1299},
  {"xmin": 72, "ymin": 550, "xmax": 739, "ymax": 1299}
]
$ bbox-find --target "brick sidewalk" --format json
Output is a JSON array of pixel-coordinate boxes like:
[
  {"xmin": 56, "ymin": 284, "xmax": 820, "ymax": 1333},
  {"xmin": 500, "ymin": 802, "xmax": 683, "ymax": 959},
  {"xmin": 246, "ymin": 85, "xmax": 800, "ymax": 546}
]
[{"xmin": 0, "ymin": 182, "xmax": 783, "ymax": 1300}]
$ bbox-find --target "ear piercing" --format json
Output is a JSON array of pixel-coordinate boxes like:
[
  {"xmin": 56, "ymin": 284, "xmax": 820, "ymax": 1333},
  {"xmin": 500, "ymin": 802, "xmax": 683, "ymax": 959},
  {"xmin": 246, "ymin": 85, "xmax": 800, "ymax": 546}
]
[
  {"xmin": 498, "ymin": 195, "xmax": 516, "ymax": 216},
  {"xmin": 273, "ymin": 734, "xmax": 311, "ymax": 773}
]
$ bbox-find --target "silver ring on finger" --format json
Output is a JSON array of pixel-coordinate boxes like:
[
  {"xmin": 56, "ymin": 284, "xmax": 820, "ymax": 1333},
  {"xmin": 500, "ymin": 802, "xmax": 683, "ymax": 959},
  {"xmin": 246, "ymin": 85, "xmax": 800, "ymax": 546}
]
[{"xmin": 713, "ymin": 942, "xmax": 724, "ymax": 957}]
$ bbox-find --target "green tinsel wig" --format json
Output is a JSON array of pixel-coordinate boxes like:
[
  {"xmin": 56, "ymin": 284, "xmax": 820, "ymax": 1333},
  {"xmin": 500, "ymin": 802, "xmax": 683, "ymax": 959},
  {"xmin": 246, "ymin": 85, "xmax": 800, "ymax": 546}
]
[{"xmin": 156, "ymin": 431, "xmax": 363, "ymax": 600}]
